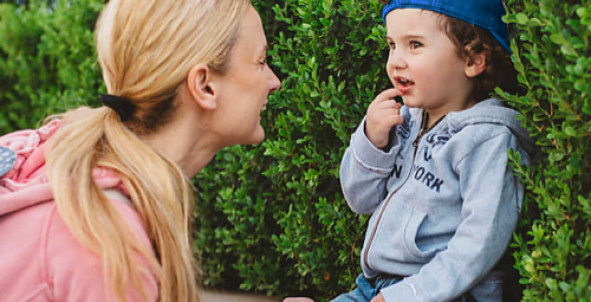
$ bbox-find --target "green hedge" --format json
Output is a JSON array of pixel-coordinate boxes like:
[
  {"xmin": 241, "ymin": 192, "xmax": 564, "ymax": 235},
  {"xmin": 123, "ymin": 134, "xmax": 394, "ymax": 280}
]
[
  {"xmin": 0, "ymin": 0, "xmax": 589, "ymax": 301},
  {"xmin": 194, "ymin": 0, "xmax": 389, "ymax": 298},
  {"xmin": 0, "ymin": 0, "xmax": 104, "ymax": 132},
  {"xmin": 502, "ymin": 0, "xmax": 591, "ymax": 301}
]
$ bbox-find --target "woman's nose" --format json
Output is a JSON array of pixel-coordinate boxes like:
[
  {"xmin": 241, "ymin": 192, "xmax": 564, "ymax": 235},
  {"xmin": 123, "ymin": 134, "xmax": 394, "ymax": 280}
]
[{"xmin": 267, "ymin": 66, "xmax": 281, "ymax": 93}]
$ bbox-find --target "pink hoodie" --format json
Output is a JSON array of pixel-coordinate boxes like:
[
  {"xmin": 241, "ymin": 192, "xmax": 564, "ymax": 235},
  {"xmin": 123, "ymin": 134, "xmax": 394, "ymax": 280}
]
[{"xmin": 0, "ymin": 121, "xmax": 158, "ymax": 302}]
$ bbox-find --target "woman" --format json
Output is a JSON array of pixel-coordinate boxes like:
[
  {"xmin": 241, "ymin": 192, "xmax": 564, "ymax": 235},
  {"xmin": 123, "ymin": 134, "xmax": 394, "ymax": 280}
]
[{"xmin": 0, "ymin": 0, "xmax": 280, "ymax": 301}]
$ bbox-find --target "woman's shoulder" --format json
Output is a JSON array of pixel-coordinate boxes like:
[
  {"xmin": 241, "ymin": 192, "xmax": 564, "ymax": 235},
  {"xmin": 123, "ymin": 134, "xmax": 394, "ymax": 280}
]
[
  {"xmin": 0, "ymin": 198, "xmax": 155, "ymax": 302},
  {"xmin": 0, "ymin": 199, "xmax": 55, "ymax": 301},
  {"xmin": 44, "ymin": 198, "xmax": 158, "ymax": 302},
  {"xmin": 45, "ymin": 195, "xmax": 150, "ymax": 244}
]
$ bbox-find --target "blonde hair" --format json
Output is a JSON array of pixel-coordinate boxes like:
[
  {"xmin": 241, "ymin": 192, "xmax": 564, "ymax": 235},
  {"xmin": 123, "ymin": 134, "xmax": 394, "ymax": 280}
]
[{"xmin": 45, "ymin": 0, "xmax": 251, "ymax": 301}]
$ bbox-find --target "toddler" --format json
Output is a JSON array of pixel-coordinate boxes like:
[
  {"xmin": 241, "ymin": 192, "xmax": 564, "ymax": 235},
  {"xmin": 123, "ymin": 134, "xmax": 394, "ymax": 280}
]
[{"xmin": 335, "ymin": 0, "xmax": 536, "ymax": 301}]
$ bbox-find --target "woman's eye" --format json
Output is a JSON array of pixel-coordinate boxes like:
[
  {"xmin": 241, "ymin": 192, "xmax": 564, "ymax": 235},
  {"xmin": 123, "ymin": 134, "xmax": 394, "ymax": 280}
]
[
  {"xmin": 389, "ymin": 42, "xmax": 396, "ymax": 50},
  {"xmin": 410, "ymin": 41, "xmax": 423, "ymax": 49}
]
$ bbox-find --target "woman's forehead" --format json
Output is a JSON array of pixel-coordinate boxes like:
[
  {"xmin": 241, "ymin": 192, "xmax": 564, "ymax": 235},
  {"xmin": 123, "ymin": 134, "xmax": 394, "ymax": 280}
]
[{"xmin": 236, "ymin": 6, "xmax": 266, "ymax": 52}]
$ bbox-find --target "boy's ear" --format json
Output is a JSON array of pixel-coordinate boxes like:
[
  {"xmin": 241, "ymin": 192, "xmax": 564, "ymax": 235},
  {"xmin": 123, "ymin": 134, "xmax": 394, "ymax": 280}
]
[
  {"xmin": 187, "ymin": 63, "xmax": 218, "ymax": 110},
  {"xmin": 464, "ymin": 50, "xmax": 489, "ymax": 78}
]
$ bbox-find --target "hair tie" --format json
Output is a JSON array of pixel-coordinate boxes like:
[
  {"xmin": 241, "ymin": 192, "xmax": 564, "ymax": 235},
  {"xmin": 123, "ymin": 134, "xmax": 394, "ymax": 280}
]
[{"xmin": 100, "ymin": 94, "xmax": 136, "ymax": 122}]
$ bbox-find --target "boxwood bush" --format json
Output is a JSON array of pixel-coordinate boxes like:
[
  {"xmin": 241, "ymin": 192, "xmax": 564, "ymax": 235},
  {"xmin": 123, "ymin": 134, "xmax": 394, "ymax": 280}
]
[
  {"xmin": 194, "ymin": 0, "xmax": 389, "ymax": 298},
  {"xmin": 0, "ymin": 0, "xmax": 589, "ymax": 301},
  {"xmin": 502, "ymin": 0, "xmax": 591, "ymax": 301},
  {"xmin": 0, "ymin": 0, "xmax": 104, "ymax": 132}
]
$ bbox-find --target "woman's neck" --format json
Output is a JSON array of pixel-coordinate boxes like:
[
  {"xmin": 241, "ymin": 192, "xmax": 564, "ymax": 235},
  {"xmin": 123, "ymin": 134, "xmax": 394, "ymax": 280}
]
[
  {"xmin": 146, "ymin": 123, "xmax": 219, "ymax": 178},
  {"xmin": 144, "ymin": 91, "xmax": 222, "ymax": 178}
]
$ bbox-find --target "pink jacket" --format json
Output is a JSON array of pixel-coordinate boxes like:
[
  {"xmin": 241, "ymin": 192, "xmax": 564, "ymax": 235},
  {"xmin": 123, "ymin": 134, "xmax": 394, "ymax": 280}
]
[{"xmin": 0, "ymin": 121, "xmax": 158, "ymax": 302}]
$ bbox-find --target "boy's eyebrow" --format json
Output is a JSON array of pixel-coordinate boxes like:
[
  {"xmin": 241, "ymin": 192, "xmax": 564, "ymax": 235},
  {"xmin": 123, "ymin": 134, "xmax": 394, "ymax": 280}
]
[
  {"xmin": 404, "ymin": 34, "xmax": 424, "ymax": 39},
  {"xmin": 386, "ymin": 34, "xmax": 425, "ymax": 40}
]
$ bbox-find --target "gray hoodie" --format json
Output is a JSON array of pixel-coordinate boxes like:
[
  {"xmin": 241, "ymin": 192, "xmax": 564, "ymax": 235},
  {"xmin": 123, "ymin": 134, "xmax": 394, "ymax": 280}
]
[{"xmin": 340, "ymin": 99, "xmax": 536, "ymax": 302}]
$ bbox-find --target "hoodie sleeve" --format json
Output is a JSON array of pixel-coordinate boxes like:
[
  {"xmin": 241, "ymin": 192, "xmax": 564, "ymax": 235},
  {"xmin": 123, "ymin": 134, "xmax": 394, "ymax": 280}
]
[
  {"xmin": 339, "ymin": 116, "xmax": 402, "ymax": 214},
  {"xmin": 380, "ymin": 129, "xmax": 526, "ymax": 302},
  {"xmin": 45, "ymin": 202, "xmax": 159, "ymax": 302}
]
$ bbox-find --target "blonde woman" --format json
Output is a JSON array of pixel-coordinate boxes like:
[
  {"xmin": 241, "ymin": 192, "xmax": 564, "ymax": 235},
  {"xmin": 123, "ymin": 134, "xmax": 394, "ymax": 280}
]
[{"xmin": 0, "ymin": 0, "xmax": 280, "ymax": 301}]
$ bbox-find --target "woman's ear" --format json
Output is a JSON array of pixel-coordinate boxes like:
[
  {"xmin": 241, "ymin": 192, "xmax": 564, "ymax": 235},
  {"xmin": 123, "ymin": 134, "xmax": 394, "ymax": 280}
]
[
  {"xmin": 464, "ymin": 50, "xmax": 489, "ymax": 78},
  {"xmin": 187, "ymin": 63, "xmax": 217, "ymax": 110}
]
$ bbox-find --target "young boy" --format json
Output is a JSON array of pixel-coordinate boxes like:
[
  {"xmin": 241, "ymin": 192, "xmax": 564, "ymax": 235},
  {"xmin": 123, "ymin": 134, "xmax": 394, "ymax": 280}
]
[{"xmin": 334, "ymin": 1, "xmax": 536, "ymax": 302}]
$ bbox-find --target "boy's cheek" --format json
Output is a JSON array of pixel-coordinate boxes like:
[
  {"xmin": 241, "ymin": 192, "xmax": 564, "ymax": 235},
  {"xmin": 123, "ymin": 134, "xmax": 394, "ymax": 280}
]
[
  {"xmin": 389, "ymin": 78, "xmax": 397, "ymax": 88},
  {"xmin": 386, "ymin": 64, "xmax": 395, "ymax": 85},
  {"xmin": 388, "ymin": 75, "xmax": 397, "ymax": 88}
]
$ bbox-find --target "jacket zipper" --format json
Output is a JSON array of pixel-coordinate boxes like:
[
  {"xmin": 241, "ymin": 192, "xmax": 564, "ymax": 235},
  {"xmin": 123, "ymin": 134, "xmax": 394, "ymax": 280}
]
[
  {"xmin": 363, "ymin": 111, "xmax": 436, "ymax": 272},
  {"xmin": 363, "ymin": 140, "xmax": 420, "ymax": 271}
]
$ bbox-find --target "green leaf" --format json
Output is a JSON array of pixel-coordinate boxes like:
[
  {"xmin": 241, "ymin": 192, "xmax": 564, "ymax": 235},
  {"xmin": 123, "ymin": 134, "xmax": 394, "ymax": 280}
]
[
  {"xmin": 561, "ymin": 45, "xmax": 577, "ymax": 57},
  {"xmin": 516, "ymin": 13, "xmax": 529, "ymax": 25},
  {"xmin": 526, "ymin": 18, "xmax": 543, "ymax": 27},
  {"xmin": 565, "ymin": 127, "xmax": 577, "ymax": 136}
]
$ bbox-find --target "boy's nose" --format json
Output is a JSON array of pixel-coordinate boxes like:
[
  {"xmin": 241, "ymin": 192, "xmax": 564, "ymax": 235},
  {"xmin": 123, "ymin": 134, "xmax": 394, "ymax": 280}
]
[{"xmin": 387, "ymin": 49, "xmax": 409, "ymax": 71}]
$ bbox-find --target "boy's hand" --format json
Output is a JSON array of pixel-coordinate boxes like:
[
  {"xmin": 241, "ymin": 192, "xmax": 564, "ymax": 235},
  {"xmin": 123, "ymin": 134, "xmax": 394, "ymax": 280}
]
[
  {"xmin": 365, "ymin": 88, "xmax": 404, "ymax": 149},
  {"xmin": 370, "ymin": 293, "xmax": 385, "ymax": 302}
]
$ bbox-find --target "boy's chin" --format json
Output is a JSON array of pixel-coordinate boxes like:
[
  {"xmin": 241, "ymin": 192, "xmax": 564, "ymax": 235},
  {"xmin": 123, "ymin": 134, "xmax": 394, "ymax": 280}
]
[{"xmin": 399, "ymin": 96, "xmax": 418, "ymax": 108}]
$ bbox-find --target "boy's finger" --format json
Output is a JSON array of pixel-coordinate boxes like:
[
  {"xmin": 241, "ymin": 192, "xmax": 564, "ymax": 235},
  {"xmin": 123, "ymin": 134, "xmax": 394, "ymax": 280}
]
[
  {"xmin": 380, "ymin": 107, "xmax": 402, "ymax": 117},
  {"xmin": 392, "ymin": 115, "xmax": 404, "ymax": 126},
  {"xmin": 372, "ymin": 100, "xmax": 402, "ymax": 112},
  {"xmin": 382, "ymin": 114, "xmax": 404, "ymax": 128},
  {"xmin": 374, "ymin": 88, "xmax": 402, "ymax": 103}
]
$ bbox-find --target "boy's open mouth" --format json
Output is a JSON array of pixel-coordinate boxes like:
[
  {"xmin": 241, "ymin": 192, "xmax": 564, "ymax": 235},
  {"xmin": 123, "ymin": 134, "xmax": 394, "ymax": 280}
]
[
  {"xmin": 395, "ymin": 76, "xmax": 414, "ymax": 94},
  {"xmin": 395, "ymin": 76, "xmax": 414, "ymax": 87}
]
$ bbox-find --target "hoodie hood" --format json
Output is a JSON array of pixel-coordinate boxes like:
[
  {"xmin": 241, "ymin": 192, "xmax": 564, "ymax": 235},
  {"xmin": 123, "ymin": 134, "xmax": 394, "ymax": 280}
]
[
  {"xmin": 0, "ymin": 120, "xmax": 127, "ymax": 216},
  {"xmin": 410, "ymin": 98, "xmax": 538, "ymax": 158}
]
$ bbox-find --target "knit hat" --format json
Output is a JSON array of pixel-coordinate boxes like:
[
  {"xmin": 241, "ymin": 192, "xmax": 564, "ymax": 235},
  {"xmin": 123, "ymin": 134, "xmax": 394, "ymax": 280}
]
[{"xmin": 382, "ymin": 0, "xmax": 511, "ymax": 53}]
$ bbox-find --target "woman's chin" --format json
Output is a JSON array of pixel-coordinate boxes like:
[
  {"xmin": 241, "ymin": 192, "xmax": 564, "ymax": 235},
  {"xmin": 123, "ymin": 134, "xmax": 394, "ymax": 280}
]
[
  {"xmin": 251, "ymin": 129, "xmax": 265, "ymax": 145},
  {"xmin": 241, "ymin": 127, "xmax": 265, "ymax": 146}
]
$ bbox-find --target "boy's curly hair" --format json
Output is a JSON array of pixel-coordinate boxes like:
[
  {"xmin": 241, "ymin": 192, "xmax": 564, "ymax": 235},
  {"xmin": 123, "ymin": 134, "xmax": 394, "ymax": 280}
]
[
  {"xmin": 379, "ymin": 0, "xmax": 518, "ymax": 102},
  {"xmin": 439, "ymin": 16, "xmax": 518, "ymax": 102}
]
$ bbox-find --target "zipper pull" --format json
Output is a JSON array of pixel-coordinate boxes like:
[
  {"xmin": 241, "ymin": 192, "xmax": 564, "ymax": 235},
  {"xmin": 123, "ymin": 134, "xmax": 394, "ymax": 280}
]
[{"xmin": 412, "ymin": 129, "xmax": 423, "ymax": 147}]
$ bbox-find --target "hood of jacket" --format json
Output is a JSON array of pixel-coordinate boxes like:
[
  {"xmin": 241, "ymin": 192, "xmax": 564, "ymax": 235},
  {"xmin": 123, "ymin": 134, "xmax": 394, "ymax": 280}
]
[
  {"xmin": 0, "ymin": 120, "xmax": 126, "ymax": 216},
  {"xmin": 409, "ymin": 98, "xmax": 539, "ymax": 158}
]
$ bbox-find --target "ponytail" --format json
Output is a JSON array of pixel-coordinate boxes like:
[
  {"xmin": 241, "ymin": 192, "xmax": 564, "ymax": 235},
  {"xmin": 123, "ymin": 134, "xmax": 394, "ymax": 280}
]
[{"xmin": 46, "ymin": 107, "xmax": 200, "ymax": 302}]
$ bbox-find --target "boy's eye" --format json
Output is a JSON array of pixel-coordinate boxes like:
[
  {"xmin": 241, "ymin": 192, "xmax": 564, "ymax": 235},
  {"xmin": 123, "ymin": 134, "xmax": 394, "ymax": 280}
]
[
  {"xmin": 389, "ymin": 42, "xmax": 396, "ymax": 50},
  {"xmin": 410, "ymin": 41, "xmax": 423, "ymax": 49}
]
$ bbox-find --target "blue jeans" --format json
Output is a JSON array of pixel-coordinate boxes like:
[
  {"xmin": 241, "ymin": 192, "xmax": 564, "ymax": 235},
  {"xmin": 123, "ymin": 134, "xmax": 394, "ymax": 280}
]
[{"xmin": 330, "ymin": 274, "xmax": 476, "ymax": 302}]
